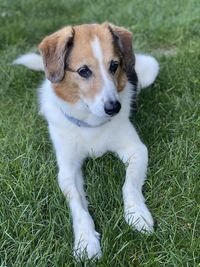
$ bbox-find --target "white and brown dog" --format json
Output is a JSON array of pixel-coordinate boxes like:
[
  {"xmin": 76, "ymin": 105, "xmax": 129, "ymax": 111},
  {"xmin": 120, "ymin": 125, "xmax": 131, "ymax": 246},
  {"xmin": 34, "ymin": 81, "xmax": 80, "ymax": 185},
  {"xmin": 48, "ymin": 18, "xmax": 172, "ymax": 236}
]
[{"xmin": 15, "ymin": 23, "xmax": 159, "ymax": 259}]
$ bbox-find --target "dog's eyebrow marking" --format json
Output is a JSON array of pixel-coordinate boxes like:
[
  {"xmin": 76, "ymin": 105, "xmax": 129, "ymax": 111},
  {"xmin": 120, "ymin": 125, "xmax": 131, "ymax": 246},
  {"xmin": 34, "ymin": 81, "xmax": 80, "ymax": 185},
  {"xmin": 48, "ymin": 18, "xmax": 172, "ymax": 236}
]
[
  {"xmin": 91, "ymin": 36, "xmax": 117, "ymax": 101},
  {"xmin": 91, "ymin": 36, "xmax": 104, "ymax": 63},
  {"xmin": 91, "ymin": 36, "xmax": 106, "ymax": 94}
]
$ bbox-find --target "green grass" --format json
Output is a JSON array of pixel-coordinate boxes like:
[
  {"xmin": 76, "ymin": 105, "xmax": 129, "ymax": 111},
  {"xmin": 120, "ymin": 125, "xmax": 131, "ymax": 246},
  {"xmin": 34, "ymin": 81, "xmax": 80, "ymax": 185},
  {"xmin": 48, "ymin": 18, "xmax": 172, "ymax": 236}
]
[{"xmin": 0, "ymin": 0, "xmax": 200, "ymax": 266}]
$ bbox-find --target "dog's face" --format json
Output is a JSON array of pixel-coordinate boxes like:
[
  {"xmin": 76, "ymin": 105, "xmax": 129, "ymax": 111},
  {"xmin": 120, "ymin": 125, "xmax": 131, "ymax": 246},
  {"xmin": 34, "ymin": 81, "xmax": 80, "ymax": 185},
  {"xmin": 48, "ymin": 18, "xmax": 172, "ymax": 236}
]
[{"xmin": 39, "ymin": 23, "xmax": 136, "ymax": 118}]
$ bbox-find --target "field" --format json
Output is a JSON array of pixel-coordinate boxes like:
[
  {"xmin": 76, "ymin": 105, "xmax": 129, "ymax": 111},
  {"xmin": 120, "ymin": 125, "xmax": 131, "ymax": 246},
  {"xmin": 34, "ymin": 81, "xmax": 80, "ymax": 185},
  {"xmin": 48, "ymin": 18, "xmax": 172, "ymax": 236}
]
[{"xmin": 0, "ymin": 0, "xmax": 200, "ymax": 266}]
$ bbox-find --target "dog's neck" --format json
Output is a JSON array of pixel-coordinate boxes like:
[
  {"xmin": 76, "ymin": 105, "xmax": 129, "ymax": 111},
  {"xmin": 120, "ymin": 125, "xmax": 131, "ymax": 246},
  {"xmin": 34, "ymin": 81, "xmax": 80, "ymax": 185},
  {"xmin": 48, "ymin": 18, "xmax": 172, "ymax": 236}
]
[{"xmin": 60, "ymin": 107, "xmax": 111, "ymax": 128}]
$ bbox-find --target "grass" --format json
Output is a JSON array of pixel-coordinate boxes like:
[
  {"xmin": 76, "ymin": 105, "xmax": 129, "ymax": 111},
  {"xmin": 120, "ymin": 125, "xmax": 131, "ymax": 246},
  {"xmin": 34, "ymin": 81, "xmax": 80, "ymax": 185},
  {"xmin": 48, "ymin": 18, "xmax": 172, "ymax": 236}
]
[{"xmin": 0, "ymin": 0, "xmax": 200, "ymax": 266}]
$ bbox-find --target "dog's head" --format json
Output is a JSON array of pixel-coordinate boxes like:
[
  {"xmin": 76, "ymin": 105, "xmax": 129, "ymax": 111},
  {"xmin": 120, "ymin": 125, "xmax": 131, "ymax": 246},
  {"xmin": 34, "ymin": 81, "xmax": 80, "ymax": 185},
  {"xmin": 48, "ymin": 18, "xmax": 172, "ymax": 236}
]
[{"xmin": 39, "ymin": 23, "xmax": 137, "ymax": 118}]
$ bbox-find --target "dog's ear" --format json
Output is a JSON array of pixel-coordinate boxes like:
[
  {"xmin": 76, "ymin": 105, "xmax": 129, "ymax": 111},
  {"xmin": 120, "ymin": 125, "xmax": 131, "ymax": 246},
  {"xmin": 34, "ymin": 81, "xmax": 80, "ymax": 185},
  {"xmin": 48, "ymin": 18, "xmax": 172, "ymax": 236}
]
[
  {"xmin": 38, "ymin": 27, "xmax": 74, "ymax": 83},
  {"xmin": 108, "ymin": 23, "xmax": 134, "ymax": 70}
]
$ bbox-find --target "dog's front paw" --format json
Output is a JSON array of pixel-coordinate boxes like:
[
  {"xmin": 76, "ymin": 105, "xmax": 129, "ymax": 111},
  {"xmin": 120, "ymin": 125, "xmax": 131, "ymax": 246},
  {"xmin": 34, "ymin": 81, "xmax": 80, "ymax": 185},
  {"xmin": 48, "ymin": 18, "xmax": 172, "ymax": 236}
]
[
  {"xmin": 124, "ymin": 203, "xmax": 154, "ymax": 233},
  {"xmin": 74, "ymin": 230, "xmax": 102, "ymax": 260}
]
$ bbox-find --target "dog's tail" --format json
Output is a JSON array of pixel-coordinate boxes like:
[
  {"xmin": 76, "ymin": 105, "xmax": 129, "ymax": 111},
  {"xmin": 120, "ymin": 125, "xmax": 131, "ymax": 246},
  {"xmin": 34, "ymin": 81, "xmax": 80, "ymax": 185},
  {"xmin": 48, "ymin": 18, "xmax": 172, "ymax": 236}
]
[
  {"xmin": 135, "ymin": 54, "xmax": 159, "ymax": 90},
  {"xmin": 13, "ymin": 53, "xmax": 44, "ymax": 71}
]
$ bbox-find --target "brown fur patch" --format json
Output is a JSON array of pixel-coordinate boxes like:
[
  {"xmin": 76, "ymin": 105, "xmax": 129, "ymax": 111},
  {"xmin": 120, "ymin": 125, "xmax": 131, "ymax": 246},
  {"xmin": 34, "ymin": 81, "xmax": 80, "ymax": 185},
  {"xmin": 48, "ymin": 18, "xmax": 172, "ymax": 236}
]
[
  {"xmin": 39, "ymin": 27, "xmax": 74, "ymax": 83},
  {"xmin": 53, "ymin": 74, "xmax": 80, "ymax": 104},
  {"xmin": 108, "ymin": 23, "xmax": 133, "ymax": 71}
]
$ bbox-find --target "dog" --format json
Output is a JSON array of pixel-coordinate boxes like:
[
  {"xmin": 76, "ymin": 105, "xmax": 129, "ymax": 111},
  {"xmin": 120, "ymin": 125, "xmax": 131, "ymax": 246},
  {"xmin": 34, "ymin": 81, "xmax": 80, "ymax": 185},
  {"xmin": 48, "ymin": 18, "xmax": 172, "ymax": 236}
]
[{"xmin": 14, "ymin": 22, "xmax": 159, "ymax": 259}]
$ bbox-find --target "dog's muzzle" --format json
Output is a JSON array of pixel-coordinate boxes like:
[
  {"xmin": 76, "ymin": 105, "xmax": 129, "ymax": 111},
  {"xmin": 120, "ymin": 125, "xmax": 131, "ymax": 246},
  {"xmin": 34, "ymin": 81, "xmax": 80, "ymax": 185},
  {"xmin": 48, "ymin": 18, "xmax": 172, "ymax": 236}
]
[{"xmin": 104, "ymin": 100, "xmax": 121, "ymax": 116}]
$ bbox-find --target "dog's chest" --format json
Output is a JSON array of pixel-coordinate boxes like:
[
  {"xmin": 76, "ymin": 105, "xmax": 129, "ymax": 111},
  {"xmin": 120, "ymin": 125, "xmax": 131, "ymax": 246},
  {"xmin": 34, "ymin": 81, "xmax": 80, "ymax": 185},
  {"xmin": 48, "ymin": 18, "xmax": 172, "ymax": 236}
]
[{"xmin": 77, "ymin": 127, "xmax": 112, "ymax": 157}]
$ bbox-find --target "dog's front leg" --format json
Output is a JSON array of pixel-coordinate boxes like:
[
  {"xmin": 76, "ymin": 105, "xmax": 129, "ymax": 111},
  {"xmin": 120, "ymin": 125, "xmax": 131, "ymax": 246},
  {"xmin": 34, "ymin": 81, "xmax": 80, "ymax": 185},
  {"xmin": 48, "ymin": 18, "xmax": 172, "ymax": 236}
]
[
  {"xmin": 49, "ymin": 126, "xmax": 101, "ymax": 259},
  {"xmin": 58, "ymin": 166, "xmax": 101, "ymax": 259},
  {"xmin": 115, "ymin": 122, "xmax": 154, "ymax": 233}
]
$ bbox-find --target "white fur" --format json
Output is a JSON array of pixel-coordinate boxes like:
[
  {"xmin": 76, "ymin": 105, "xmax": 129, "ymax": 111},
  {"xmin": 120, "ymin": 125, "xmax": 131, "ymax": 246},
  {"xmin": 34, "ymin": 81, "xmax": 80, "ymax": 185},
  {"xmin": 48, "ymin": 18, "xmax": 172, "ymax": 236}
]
[
  {"xmin": 15, "ymin": 51, "xmax": 159, "ymax": 259},
  {"xmin": 13, "ymin": 53, "xmax": 44, "ymax": 71},
  {"xmin": 135, "ymin": 54, "xmax": 159, "ymax": 89}
]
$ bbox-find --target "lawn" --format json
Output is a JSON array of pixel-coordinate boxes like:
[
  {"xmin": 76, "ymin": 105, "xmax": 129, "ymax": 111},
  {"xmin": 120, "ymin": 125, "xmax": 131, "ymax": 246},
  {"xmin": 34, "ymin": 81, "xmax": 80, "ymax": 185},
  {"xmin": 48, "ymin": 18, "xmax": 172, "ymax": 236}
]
[{"xmin": 0, "ymin": 0, "xmax": 200, "ymax": 266}]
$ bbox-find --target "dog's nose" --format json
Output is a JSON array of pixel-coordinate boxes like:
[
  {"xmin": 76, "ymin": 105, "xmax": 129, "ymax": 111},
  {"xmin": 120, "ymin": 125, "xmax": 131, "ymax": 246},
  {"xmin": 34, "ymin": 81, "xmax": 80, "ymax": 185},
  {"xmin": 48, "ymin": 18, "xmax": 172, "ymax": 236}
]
[{"xmin": 104, "ymin": 100, "xmax": 121, "ymax": 116}]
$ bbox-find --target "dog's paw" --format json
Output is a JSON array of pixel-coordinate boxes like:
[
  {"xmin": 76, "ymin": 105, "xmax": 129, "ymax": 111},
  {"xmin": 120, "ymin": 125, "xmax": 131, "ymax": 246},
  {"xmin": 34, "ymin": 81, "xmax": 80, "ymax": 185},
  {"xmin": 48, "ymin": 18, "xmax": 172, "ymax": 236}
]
[
  {"xmin": 124, "ymin": 203, "xmax": 154, "ymax": 234},
  {"xmin": 74, "ymin": 230, "xmax": 102, "ymax": 260}
]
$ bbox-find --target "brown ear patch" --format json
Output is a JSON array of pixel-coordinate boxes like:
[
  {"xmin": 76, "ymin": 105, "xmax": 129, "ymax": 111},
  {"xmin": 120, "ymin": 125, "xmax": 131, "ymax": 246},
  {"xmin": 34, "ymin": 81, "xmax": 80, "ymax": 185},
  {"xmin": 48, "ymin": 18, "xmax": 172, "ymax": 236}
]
[
  {"xmin": 108, "ymin": 24, "xmax": 133, "ymax": 70},
  {"xmin": 108, "ymin": 23, "xmax": 138, "ymax": 88},
  {"xmin": 38, "ymin": 27, "xmax": 74, "ymax": 83}
]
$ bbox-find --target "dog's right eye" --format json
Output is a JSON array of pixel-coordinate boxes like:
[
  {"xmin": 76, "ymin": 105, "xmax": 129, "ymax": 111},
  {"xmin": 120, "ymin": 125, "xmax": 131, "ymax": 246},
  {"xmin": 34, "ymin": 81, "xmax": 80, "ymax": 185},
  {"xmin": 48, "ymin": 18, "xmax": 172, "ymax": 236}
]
[
  {"xmin": 109, "ymin": 60, "xmax": 119, "ymax": 74},
  {"xmin": 77, "ymin": 65, "xmax": 92, "ymax": 79}
]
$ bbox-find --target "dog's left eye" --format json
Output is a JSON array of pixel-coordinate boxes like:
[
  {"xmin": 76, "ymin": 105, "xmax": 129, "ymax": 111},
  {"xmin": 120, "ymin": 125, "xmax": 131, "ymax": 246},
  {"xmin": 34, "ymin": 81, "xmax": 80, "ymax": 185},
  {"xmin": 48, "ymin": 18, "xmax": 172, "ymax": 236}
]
[
  {"xmin": 77, "ymin": 65, "xmax": 92, "ymax": 79},
  {"xmin": 109, "ymin": 60, "xmax": 119, "ymax": 74}
]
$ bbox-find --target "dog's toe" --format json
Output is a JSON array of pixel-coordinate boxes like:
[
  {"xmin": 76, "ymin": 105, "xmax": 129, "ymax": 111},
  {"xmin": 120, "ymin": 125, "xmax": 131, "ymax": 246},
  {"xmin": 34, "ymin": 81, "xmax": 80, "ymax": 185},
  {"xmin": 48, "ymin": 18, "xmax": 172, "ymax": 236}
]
[
  {"xmin": 124, "ymin": 203, "xmax": 154, "ymax": 234},
  {"xmin": 74, "ymin": 230, "xmax": 102, "ymax": 260}
]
